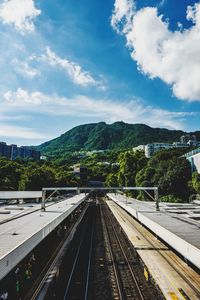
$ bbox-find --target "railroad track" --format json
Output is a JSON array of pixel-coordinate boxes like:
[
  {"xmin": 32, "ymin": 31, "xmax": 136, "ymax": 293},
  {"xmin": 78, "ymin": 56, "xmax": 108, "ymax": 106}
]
[
  {"xmin": 101, "ymin": 202, "xmax": 158, "ymax": 300},
  {"xmin": 100, "ymin": 204, "xmax": 124, "ymax": 300},
  {"xmin": 109, "ymin": 200, "xmax": 200, "ymax": 300},
  {"xmin": 25, "ymin": 203, "xmax": 89, "ymax": 300},
  {"xmin": 63, "ymin": 204, "xmax": 96, "ymax": 300},
  {"xmin": 23, "ymin": 199, "xmax": 161, "ymax": 300}
]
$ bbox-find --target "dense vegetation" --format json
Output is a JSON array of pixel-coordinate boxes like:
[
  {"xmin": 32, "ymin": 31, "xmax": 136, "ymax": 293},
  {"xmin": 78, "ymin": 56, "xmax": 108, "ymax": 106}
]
[
  {"xmin": 105, "ymin": 148, "xmax": 195, "ymax": 202},
  {"xmin": 135, "ymin": 150, "xmax": 192, "ymax": 202},
  {"xmin": 0, "ymin": 158, "xmax": 80, "ymax": 191},
  {"xmin": 1, "ymin": 119, "xmax": 200, "ymax": 203},
  {"xmin": 0, "ymin": 146, "xmax": 199, "ymax": 203},
  {"xmin": 37, "ymin": 121, "xmax": 200, "ymax": 158}
]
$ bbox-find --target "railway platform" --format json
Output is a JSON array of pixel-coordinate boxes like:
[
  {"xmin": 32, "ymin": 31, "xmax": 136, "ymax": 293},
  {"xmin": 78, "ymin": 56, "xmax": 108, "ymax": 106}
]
[
  {"xmin": 108, "ymin": 193, "xmax": 200, "ymax": 269},
  {"xmin": 107, "ymin": 194, "xmax": 200, "ymax": 299},
  {"xmin": 0, "ymin": 193, "xmax": 87, "ymax": 281}
]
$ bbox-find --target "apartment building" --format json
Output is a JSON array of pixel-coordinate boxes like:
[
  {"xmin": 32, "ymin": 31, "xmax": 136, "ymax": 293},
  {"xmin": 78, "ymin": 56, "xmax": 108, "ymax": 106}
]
[{"xmin": 0, "ymin": 142, "xmax": 40, "ymax": 160}]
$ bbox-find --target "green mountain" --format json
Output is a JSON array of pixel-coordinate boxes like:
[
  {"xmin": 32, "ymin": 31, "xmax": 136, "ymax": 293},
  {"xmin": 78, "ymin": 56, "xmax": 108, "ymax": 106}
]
[{"xmin": 38, "ymin": 122, "xmax": 200, "ymax": 156}]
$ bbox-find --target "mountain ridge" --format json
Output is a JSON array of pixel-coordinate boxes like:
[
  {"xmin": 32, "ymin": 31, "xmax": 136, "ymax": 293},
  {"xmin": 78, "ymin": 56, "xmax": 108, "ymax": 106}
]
[{"xmin": 37, "ymin": 122, "xmax": 200, "ymax": 156}]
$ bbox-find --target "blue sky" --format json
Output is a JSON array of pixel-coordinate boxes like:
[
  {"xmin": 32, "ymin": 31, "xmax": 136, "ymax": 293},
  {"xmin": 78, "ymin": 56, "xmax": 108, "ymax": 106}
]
[{"xmin": 0, "ymin": 0, "xmax": 199, "ymax": 145}]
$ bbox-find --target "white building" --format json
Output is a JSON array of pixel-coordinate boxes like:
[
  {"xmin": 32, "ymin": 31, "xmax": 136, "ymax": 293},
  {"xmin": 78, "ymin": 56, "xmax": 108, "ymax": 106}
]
[
  {"xmin": 145, "ymin": 143, "xmax": 174, "ymax": 158},
  {"xmin": 132, "ymin": 145, "xmax": 146, "ymax": 152},
  {"xmin": 183, "ymin": 148, "xmax": 200, "ymax": 173},
  {"xmin": 172, "ymin": 142, "xmax": 189, "ymax": 148},
  {"xmin": 143, "ymin": 135, "xmax": 200, "ymax": 158}
]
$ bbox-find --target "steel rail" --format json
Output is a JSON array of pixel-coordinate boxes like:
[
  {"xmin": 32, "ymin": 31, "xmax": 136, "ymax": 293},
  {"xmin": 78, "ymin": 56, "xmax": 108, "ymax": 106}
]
[
  {"xmin": 27, "ymin": 204, "xmax": 89, "ymax": 300},
  {"xmin": 115, "ymin": 203, "xmax": 200, "ymax": 299},
  {"xmin": 63, "ymin": 223, "xmax": 87, "ymax": 299},
  {"xmin": 84, "ymin": 212, "xmax": 95, "ymax": 300},
  {"xmin": 102, "ymin": 203, "xmax": 145, "ymax": 300},
  {"xmin": 85, "ymin": 217, "xmax": 94, "ymax": 300},
  {"xmin": 106, "ymin": 208, "xmax": 145, "ymax": 300},
  {"xmin": 63, "ymin": 206, "xmax": 95, "ymax": 300},
  {"xmin": 100, "ymin": 204, "xmax": 124, "ymax": 300}
]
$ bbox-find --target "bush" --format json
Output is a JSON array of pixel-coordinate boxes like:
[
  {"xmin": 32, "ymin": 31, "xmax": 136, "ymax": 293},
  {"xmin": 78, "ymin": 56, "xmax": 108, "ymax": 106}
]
[{"xmin": 160, "ymin": 194, "xmax": 183, "ymax": 203}]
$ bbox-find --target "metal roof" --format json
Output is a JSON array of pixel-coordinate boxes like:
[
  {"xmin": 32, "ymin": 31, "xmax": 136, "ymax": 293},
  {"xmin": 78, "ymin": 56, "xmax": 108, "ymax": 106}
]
[
  {"xmin": 0, "ymin": 193, "xmax": 87, "ymax": 280},
  {"xmin": 0, "ymin": 191, "xmax": 42, "ymax": 199},
  {"xmin": 0, "ymin": 203, "xmax": 41, "ymax": 223}
]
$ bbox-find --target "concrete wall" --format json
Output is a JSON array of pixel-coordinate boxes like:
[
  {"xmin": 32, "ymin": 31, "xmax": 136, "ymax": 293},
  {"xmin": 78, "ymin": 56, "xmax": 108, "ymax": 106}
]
[{"xmin": 192, "ymin": 153, "xmax": 200, "ymax": 173}]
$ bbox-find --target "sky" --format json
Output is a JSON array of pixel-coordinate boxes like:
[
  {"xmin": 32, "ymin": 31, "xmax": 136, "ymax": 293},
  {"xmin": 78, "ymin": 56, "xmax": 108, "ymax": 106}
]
[{"xmin": 0, "ymin": 0, "xmax": 200, "ymax": 145}]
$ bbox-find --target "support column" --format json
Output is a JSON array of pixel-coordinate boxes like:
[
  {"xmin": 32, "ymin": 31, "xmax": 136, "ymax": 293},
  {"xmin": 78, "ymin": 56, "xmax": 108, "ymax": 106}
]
[
  {"xmin": 154, "ymin": 188, "xmax": 159, "ymax": 211},
  {"xmin": 41, "ymin": 190, "xmax": 46, "ymax": 211}
]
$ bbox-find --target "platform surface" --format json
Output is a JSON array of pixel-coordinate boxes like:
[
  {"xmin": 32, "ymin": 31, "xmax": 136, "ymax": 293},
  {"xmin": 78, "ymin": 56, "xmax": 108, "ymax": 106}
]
[
  {"xmin": 0, "ymin": 193, "xmax": 87, "ymax": 280},
  {"xmin": 0, "ymin": 203, "xmax": 41, "ymax": 223},
  {"xmin": 107, "ymin": 193, "xmax": 200, "ymax": 270},
  {"xmin": 107, "ymin": 199, "xmax": 200, "ymax": 300}
]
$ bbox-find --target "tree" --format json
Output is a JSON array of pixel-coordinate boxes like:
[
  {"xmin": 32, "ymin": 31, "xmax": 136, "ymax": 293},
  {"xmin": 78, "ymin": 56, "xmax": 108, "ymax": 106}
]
[
  {"xmin": 136, "ymin": 151, "xmax": 192, "ymax": 202},
  {"xmin": 135, "ymin": 167, "xmax": 155, "ymax": 199},
  {"xmin": 192, "ymin": 172, "xmax": 200, "ymax": 194},
  {"xmin": 105, "ymin": 173, "xmax": 119, "ymax": 187},
  {"xmin": 55, "ymin": 170, "xmax": 80, "ymax": 187},
  {"xmin": 118, "ymin": 151, "xmax": 147, "ymax": 187},
  {"xmin": 19, "ymin": 166, "xmax": 56, "ymax": 190},
  {"xmin": 0, "ymin": 159, "xmax": 22, "ymax": 190}
]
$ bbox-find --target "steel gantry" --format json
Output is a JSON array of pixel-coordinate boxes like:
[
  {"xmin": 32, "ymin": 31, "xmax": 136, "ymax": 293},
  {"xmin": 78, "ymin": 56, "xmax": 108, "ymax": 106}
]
[{"xmin": 41, "ymin": 186, "xmax": 159, "ymax": 211}]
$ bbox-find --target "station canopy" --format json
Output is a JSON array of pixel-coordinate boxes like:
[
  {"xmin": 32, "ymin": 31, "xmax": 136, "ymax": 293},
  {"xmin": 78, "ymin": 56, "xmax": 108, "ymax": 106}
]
[{"xmin": 0, "ymin": 191, "xmax": 42, "ymax": 199}]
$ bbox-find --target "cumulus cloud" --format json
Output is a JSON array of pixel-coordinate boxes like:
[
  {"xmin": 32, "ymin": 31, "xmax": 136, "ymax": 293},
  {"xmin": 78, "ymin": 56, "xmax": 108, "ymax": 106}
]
[
  {"xmin": 0, "ymin": 0, "xmax": 41, "ymax": 33},
  {"xmin": 1, "ymin": 88, "xmax": 195, "ymax": 130},
  {"xmin": 111, "ymin": 0, "xmax": 200, "ymax": 101},
  {"xmin": 31, "ymin": 47, "xmax": 105, "ymax": 88},
  {"xmin": 111, "ymin": 0, "xmax": 135, "ymax": 33}
]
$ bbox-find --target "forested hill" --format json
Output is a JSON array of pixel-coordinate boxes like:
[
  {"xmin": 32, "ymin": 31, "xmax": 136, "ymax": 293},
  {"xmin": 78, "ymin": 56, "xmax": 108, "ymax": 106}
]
[{"xmin": 37, "ymin": 122, "xmax": 200, "ymax": 156}]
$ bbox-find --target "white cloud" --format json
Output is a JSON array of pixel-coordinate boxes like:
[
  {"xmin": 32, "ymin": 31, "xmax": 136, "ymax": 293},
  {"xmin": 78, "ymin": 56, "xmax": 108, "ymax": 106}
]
[
  {"xmin": 4, "ymin": 88, "xmax": 45, "ymax": 105},
  {"xmin": 32, "ymin": 47, "xmax": 105, "ymax": 88},
  {"xmin": 1, "ymin": 88, "xmax": 195, "ymax": 130},
  {"xmin": 0, "ymin": 113, "xmax": 27, "ymax": 121},
  {"xmin": 0, "ymin": 124, "xmax": 47, "ymax": 139},
  {"xmin": 111, "ymin": 0, "xmax": 135, "ymax": 33},
  {"xmin": 11, "ymin": 58, "xmax": 40, "ymax": 78},
  {"xmin": 0, "ymin": 0, "xmax": 41, "ymax": 33},
  {"xmin": 111, "ymin": 1, "xmax": 200, "ymax": 102}
]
